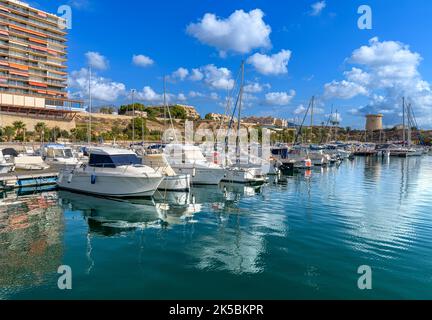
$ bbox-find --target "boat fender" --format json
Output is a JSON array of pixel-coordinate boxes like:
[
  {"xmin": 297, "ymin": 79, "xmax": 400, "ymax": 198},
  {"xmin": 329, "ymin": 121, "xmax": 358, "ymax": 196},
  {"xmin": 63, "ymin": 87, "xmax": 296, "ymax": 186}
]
[
  {"xmin": 192, "ymin": 168, "xmax": 196, "ymax": 177},
  {"xmin": 91, "ymin": 174, "xmax": 97, "ymax": 185},
  {"xmin": 68, "ymin": 174, "xmax": 73, "ymax": 184}
]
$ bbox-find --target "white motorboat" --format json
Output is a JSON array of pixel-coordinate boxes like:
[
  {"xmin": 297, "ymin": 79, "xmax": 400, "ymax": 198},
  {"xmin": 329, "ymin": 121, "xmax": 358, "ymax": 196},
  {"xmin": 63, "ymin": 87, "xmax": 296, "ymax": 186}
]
[
  {"xmin": 0, "ymin": 149, "xmax": 15, "ymax": 174},
  {"xmin": 2, "ymin": 148, "xmax": 49, "ymax": 171},
  {"xmin": 308, "ymin": 150, "xmax": 330, "ymax": 167},
  {"xmin": 271, "ymin": 146, "xmax": 312, "ymax": 171},
  {"xmin": 323, "ymin": 145, "xmax": 352, "ymax": 160},
  {"xmin": 40, "ymin": 144, "xmax": 81, "ymax": 169},
  {"xmin": 143, "ymin": 153, "xmax": 191, "ymax": 191},
  {"xmin": 164, "ymin": 144, "xmax": 226, "ymax": 185},
  {"xmin": 223, "ymin": 164, "xmax": 266, "ymax": 185},
  {"xmin": 390, "ymin": 148, "xmax": 423, "ymax": 157},
  {"xmin": 57, "ymin": 147, "xmax": 164, "ymax": 198}
]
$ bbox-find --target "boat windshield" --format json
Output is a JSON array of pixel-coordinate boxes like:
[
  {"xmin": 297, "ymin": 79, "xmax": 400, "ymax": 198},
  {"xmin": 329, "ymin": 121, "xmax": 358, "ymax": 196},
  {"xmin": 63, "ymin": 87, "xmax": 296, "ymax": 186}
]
[
  {"xmin": 89, "ymin": 154, "xmax": 141, "ymax": 168},
  {"xmin": 47, "ymin": 148, "xmax": 74, "ymax": 158}
]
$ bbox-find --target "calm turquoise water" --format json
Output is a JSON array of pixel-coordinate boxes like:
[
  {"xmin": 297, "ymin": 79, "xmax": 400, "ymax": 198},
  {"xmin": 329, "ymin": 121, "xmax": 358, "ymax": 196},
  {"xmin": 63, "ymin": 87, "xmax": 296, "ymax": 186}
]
[{"xmin": 1, "ymin": 156, "xmax": 432, "ymax": 300}]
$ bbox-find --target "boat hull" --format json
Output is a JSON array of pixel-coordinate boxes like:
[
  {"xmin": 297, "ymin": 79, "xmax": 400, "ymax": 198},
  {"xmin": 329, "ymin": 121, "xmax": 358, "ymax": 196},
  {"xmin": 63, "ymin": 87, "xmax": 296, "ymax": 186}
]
[
  {"xmin": 171, "ymin": 167, "xmax": 226, "ymax": 185},
  {"xmin": 57, "ymin": 171, "xmax": 164, "ymax": 198},
  {"xmin": 158, "ymin": 174, "xmax": 191, "ymax": 191},
  {"xmin": 0, "ymin": 164, "xmax": 14, "ymax": 174},
  {"xmin": 223, "ymin": 167, "xmax": 266, "ymax": 185}
]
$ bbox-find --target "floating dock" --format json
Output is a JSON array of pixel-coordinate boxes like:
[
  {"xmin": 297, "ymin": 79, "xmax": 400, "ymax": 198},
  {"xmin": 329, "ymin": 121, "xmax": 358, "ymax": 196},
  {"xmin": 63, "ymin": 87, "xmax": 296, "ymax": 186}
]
[{"xmin": 0, "ymin": 170, "xmax": 59, "ymax": 190}]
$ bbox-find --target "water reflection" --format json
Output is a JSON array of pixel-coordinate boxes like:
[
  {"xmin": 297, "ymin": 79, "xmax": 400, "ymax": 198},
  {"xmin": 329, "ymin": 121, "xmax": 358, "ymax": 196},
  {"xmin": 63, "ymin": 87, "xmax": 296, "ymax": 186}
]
[
  {"xmin": 58, "ymin": 191, "xmax": 163, "ymax": 236},
  {"xmin": 0, "ymin": 189, "xmax": 63, "ymax": 295},
  {"xmin": 2, "ymin": 156, "xmax": 431, "ymax": 299},
  {"xmin": 337, "ymin": 157, "xmax": 428, "ymax": 256}
]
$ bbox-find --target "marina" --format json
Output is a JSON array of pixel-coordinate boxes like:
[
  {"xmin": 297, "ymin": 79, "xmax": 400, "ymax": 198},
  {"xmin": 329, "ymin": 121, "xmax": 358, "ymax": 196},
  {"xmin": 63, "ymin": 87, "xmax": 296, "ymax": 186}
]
[
  {"xmin": 1, "ymin": 155, "xmax": 432, "ymax": 299},
  {"xmin": 1, "ymin": 0, "xmax": 432, "ymax": 305}
]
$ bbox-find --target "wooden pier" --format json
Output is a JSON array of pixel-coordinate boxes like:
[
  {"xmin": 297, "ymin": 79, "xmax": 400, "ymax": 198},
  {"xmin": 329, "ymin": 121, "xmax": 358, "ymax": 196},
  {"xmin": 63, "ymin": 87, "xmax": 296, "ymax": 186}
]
[{"xmin": 0, "ymin": 170, "xmax": 59, "ymax": 190}]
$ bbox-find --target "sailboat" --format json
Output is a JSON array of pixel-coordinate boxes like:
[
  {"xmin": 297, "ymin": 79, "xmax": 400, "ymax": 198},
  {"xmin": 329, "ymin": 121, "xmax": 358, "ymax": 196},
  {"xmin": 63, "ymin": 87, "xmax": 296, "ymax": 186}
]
[
  {"xmin": 141, "ymin": 78, "xmax": 192, "ymax": 191},
  {"xmin": 389, "ymin": 98, "xmax": 423, "ymax": 157},
  {"xmin": 221, "ymin": 61, "xmax": 266, "ymax": 185}
]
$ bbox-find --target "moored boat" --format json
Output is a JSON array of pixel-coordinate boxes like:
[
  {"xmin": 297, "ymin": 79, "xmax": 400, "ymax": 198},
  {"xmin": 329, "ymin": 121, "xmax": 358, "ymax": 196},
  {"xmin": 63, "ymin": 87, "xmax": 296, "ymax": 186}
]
[
  {"xmin": 164, "ymin": 144, "xmax": 226, "ymax": 185},
  {"xmin": 57, "ymin": 147, "xmax": 164, "ymax": 198},
  {"xmin": 143, "ymin": 153, "xmax": 191, "ymax": 191}
]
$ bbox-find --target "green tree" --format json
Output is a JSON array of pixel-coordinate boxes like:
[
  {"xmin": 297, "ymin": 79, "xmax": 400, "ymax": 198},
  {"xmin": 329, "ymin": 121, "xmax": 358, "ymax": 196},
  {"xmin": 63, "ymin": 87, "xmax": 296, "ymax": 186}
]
[
  {"xmin": 70, "ymin": 127, "xmax": 88, "ymax": 142},
  {"xmin": 169, "ymin": 105, "xmax": 187, "ymax": 120},
  {"xmin": 205, "ymin": 113, "xmax": 214, "ymax": 120},
  {"xmin": 110, "ymin": 121, "xmax": 123, "ymax": 141},
  {"xmin": 13, "ymin": 121, "xmax": 26, "ymax": 141},
  {"xmin": 60, "ymin": 130, "xmax": 70, "ymax": 139},
  {"xmin": 118, "ymin": 103, "xmax": 146, "ymax": 115},
  {"xmin": 3, "ymin": 126, "xmax": 16, "ymax": 142},
  {"xmin": 99, "ymin": 106, "xmax": 116, "ymax": 114},
  {"xmin": 35, "ymin": 122, "xmax": 47, "ymax": 142},
  {"xmin": 49, "ymin": 126, "xmax": 61, "ymax": 142},
  {"xmin": 125, "ymin": 117, "xmax": 149, "ymax": 140}
]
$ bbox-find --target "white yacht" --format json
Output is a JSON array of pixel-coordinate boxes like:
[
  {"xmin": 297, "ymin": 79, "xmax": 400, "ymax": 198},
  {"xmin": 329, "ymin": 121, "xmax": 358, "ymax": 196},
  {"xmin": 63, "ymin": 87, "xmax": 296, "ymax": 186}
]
[
  {"xmin": 57, "ymin": 147, "xmax": 164, "ymax": 198},
  {"xmin": 40, "ymin": 144, "xmax": 81, "ymax": 168},
  {"xmin": 389, "ymin": 147, "xmax": 423, "ymax": 157},
  {"xmin": 142, "ymin": 153, "xmax": 191, "ymax": 191},
  {"xmin": 223, "ymin": 162, "xmax": 266, "ymax": 185},
  {"xmin": 164, "ymin": 144, "xmax": 226, "ymax": 185}
]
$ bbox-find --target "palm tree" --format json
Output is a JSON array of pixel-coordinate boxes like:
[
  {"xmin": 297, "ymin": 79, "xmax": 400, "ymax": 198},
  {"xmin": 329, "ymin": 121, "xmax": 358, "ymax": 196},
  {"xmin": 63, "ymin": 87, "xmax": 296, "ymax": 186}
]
[
  {"xmin": 13, "ymin": 121, "xmax": 26, "ymax": 141},
  {"xmin": 50, "ymin": 126, "xmax": 61, "ymax": 142},
  {"xmin": 3, "ymin": 126, "xmax": 16, "ymax": 142},
  {"xmin": 35, "ymin": 122, "xmax": 47, "ymax": 143},
  {"xmin": 13, "ymin": 121, "xmax": 26, "ymax": 134}
]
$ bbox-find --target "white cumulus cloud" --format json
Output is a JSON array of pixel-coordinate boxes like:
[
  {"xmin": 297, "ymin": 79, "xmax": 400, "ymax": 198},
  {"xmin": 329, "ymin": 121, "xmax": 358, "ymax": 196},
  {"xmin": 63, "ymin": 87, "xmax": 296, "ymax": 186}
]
[
  {"xmin": 244, "ymin": 82, "xmax": 270, "ymax": 93},
  {"xmin": 247, "ymin": 50, "xmax": 292, "ymax": 75},
  {"xmin": 324, "ymin": 80, "xmax": 368, "ymax": 99},
  {"xmin": 186, "ymin": 9, "xmax": 272, "ymax": 57},
  {"xmin": 323, "ymin": 37, "xmax": 432, "ymax": 127},
  {"xmin": 68, "ymin": 68, "xmax": 125, "ymax": 102},
  {"xmin": 201, "ymin": 64, "xmax": 234, "ymax": 90},
  {"xmin": 171, "ymin": 67, "xmax": 190, "ymax": 81},
  {"xmin": 190, "ymin": 68, "xmax": 204, "ymax": 81},
  {"xmin": 264, "ymin": 90, "xmax": 296, "ymax": 106},
  {"xmin": 132, "ymin": 54, "xmax": 154, "ymax": 67},
  {"xmin": 85, "ymin": 51, "xmax": 109, "ymax": 70}
]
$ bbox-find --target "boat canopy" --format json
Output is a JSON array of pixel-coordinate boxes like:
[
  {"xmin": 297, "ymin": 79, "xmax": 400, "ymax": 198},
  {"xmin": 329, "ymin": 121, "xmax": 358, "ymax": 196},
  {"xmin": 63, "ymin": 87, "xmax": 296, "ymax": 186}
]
[
  {"xmin": 89, "ymin": 148, "xmax": 141, "ymax": 168},
  {"xmin": 2, "ymin": 148, "xmax": 19, "ymax": 157},
  {"xmin": 164, "ymin": 144, "xmax": 207, "ymax": 162},
  {"xmin": 271, "ymin": 147, "xmax": 289, "ymax": 159}
]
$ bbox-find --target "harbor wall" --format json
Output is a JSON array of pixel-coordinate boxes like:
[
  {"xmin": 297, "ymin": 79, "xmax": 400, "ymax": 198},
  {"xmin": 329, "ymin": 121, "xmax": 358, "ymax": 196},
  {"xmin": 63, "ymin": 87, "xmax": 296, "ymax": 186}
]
[{"xmin": 0, "ymin": 113, "xmax": 76, "ymax": 131}]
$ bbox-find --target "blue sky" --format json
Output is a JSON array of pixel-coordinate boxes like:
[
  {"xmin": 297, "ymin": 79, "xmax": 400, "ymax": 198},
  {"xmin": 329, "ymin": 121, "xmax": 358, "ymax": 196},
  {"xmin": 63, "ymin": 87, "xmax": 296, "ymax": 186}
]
[{"xmin": 29, "ymin": 0, "xmax": 432, "ymax": 128}]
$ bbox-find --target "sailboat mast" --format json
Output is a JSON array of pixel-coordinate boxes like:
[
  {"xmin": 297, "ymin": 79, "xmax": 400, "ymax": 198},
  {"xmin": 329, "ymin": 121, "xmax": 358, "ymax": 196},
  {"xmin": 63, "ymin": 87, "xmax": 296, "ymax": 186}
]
[
  {"xmin": 402, "ymin": 97, "xmax": 406, "ymax": 145},
  {"xmin": 236, "ymin": 61, "xmax": 245, "ymax": 165},
  {"xmin": 407, "ymin": 103, "xmax": 412, "ymax": 147},
  {"xmin": 163, "ymin": 77, "xmax": 178, "ymax": 143},
  {"xmin": 310, "ymin": 96, "xmax": 314, "ymax": 143},
  {"xmin": 88, "ymin": 65, "xmax": 92, "ymax": 145},
  {"xmin": 163, "ymin": 76, "xmax": 167, "ymax": 135}
]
